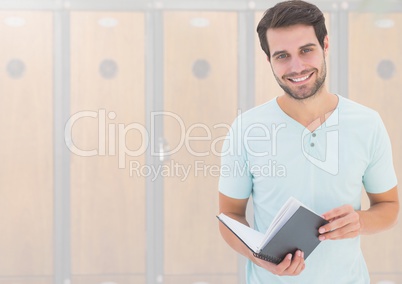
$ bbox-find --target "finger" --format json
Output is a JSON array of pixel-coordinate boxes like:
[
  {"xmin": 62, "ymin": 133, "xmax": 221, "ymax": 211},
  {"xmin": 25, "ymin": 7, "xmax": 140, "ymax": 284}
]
[
  {"xmin": 319, "ymin": 223, "xmax": 360, "ymax": 240},
  {"xmin": 321, "ymin": 228, "xmax": 360, "ymax": 240},
  {"xmin": 272, "ymin": 253, "xmax": 293, "ymax": 275},
  {"xmin": 319, "ymin": 217, "xmax": 345, "ymax": 234},
  {"xmin": 285, "ymin": 250, "xmax": 305, "ymax": 275},
  {"xmin": 292, "ymin": 251, "xmax": 306, "ymax": 275},
  {"xmin": 319, "ymin": 213, "xmax": 360, "ymax": 236},
  {"xmin": 330, "ymin": 231, "xmax": 360, "ymax": 240},
  {"xmin": 322, "ymin": 204, "xmax": 353, "ymax": 221},
  {"xmin": 320, "ymin": 207, "xmax": 359, "ymax": 231}
]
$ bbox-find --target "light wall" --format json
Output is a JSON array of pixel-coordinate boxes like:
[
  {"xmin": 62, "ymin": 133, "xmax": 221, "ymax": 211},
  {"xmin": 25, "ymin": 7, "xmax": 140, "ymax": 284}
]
[{"xmin": 0, "ymin": 1, "xmax": 401, "ymax": 284}]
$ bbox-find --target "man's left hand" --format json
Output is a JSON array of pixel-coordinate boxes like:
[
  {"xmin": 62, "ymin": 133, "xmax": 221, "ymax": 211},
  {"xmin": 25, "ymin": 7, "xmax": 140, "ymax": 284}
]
[{"xmin": 318, "ymin": 205, "xmax": 361, "ymax": 241}]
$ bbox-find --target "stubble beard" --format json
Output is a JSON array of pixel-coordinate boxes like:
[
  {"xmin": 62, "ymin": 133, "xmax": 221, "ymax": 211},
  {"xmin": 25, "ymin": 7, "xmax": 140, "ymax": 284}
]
[{"xmin": 274, "ymin": 58, "xmax": 327, "ymax": 101}]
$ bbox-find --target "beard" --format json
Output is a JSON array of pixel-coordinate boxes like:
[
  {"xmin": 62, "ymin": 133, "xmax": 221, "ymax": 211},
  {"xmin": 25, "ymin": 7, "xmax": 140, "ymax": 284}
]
[{"xmin": 273, "ymin": 58, "xmax": 327, "ymax": 101}]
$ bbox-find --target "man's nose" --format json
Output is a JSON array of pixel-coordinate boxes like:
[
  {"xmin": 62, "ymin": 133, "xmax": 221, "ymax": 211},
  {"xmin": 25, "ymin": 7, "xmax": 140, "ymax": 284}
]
[{"xmin": 289, "ymin": 57, "xmax": 305, "ymax": 73}]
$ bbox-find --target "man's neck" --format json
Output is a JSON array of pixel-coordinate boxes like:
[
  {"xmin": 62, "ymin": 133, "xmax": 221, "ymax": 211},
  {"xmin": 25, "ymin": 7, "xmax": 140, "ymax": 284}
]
[{"xmin": 277, "ymin": 90, "xmax": 338, "ymax": 131}]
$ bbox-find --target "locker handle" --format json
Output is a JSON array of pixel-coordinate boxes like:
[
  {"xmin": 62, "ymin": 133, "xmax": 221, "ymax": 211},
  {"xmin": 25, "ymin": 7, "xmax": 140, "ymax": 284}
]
[{"xmin": 158, "ymin": 137, "xmax": 170, "ymax": 162}]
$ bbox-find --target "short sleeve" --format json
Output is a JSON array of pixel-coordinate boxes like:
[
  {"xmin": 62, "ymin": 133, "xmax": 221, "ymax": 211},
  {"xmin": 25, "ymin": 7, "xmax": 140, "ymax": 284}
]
[
  {"xmin": 363, "ymin": 113, "xmax": 398, "ymax": 193},
  {"xmin": 219, "ymin": 117, "xmax": 253, "ymax": 199}
]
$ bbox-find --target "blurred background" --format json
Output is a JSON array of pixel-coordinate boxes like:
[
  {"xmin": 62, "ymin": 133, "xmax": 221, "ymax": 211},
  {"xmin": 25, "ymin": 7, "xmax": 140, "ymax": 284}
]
[{"xmin": 0, "ymin": 0, "xmax": 401, "ymax": 283}]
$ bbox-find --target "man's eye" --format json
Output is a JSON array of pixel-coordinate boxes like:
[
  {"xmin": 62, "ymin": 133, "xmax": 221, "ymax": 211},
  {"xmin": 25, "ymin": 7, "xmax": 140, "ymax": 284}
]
[
  {"xmin": 277, "ymin": 54, "xmax": 288, "ymax": 59},
  {"xmin": 302, "ymin": 48, "xmax": 312, "ymax": 53}
]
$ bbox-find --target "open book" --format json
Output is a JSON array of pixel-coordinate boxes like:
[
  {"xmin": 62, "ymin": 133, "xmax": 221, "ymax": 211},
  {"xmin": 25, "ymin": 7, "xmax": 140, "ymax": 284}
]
[{"xmin": 217, "ymin": 197, "xmax": 328, "ymax": 264}]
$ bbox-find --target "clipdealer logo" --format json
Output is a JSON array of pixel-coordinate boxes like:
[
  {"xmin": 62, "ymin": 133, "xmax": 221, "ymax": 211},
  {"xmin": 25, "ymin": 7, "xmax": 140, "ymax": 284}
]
[
  {"xmin": 301, "ymin": 108, "xmax": 339, "ymax": 175},
  {"xmin": 64, "ymin": 109, "xmax": 237, "ymax": 169},
  {"xmin": 64, "ymin": 108, "xmax": 339, "ymax": 179}
]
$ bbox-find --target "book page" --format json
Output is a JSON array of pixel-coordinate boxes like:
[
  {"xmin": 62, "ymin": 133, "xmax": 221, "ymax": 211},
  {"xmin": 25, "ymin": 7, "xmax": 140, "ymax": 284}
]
[
  {"xmin": 217, "ymin": 213, "xmax": 265, "ymax": 252},
  {"xmin": 258, "ymin": 197, "xmax": 303, "ymax": 251}
]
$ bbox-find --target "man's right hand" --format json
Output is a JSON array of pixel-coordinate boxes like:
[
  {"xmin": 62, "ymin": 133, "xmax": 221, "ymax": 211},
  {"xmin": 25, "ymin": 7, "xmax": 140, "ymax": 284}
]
[
  {"xmin": 219, "ymin": 193, "xmax": 305, "ymax": 276},
  {"xmin": 250, "ymin": 250, "xmax": 305, "ymax": 276}
]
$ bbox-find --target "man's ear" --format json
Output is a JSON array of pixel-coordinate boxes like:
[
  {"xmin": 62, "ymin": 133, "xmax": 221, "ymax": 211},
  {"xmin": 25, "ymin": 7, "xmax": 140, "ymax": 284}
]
[{"xmin": 324, "ymin": 35, "xmax": 329, "ymax": 56}]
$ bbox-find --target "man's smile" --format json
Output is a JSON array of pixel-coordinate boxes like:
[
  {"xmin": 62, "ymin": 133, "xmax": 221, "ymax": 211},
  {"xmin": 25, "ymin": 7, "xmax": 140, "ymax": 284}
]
[{"xmin": 286, "ymin": 72, "xmax": 314, "ymax": 84}]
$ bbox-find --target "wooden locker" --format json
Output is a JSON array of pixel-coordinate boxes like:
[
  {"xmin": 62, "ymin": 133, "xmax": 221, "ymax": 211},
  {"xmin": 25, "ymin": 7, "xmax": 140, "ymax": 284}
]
[
  {"xmin": 70, "ymin": 12, "xmax": 146, "ymax": 282},
  {"xmin": 0, "ymin": 280, "xmax": 51, "ymax": 284},
  {"xmin": 70, "ymin": 276, "xmax": 145, "ymax": 284},
  {"xmin": 163, "ymin": 11, "xmax": 238, "ymax": 283},
  {"xmin": 0, "ymin": 11, "xmax": 53, "ymax": 283},
  {"xmin": 349, "ymin": 12, "xmax": 402, "ymax": 277}
]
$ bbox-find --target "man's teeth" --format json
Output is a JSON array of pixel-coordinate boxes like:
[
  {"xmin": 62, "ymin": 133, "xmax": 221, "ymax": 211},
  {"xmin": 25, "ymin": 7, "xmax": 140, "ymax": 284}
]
[{"xmin": 290, "ymin": 75, "xmax": 310, "ymax": 82}]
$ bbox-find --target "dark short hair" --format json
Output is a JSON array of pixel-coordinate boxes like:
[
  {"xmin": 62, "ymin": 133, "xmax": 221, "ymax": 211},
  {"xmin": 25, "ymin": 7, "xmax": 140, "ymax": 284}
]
[{"xmin": 257, "ymin": 0, "xmax": 327, "ymax": 59}]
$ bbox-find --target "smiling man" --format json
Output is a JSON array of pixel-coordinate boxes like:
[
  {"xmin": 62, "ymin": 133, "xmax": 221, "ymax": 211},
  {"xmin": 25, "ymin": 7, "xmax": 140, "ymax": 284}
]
[
  {"xmin": 269, "ymin": 26, "xmax": 327, "ymax": 101},
  {"xmin": 218, "ymin": 1, "xmax": 399, "ymax": 283}
]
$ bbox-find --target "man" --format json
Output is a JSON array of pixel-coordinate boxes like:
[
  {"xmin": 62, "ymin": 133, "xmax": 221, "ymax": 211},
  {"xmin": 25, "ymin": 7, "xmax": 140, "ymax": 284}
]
[{"xmin": 218, "ymin": 0, "xmax": 399, "ymax": 283}]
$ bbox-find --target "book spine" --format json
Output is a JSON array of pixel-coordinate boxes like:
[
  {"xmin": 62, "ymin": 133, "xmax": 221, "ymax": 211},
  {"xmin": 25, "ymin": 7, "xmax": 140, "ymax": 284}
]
[{"xmin": 253, "ymin": 252, "xmax": 281, "ymax": 265}]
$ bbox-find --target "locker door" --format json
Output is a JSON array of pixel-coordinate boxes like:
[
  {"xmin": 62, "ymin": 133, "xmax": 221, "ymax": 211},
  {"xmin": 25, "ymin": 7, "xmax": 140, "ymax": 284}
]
[
  {"xmin": 70, "ymin": 12, "xmax": 146, "ymax": 284},
  {"xmin": 0, "ymin": 11, "xmax": 53, "ymax": 284},
  {"xmin": 163, "ymin": 11, "xmax": 239, "ymax": 284},
  {"xmin": 349, "ymin": 12, "xmax": 402, "ymax": 283}
]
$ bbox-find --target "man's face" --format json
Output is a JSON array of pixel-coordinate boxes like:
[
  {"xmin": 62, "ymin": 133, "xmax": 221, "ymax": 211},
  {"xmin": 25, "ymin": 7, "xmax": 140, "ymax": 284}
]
[{"xmin": 267, "ymin": 24, "xmax": 328, "ymax": 100}]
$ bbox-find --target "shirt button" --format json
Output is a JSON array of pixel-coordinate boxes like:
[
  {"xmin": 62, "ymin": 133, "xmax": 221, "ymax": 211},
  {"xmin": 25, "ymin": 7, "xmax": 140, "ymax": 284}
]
[
  {"xmin": 310, "ymin": 143, "xmax": 315, "ymax": 147},
  {"xmin": 312, "ymin": 133, "xmax": 317, "ymax": 137}
]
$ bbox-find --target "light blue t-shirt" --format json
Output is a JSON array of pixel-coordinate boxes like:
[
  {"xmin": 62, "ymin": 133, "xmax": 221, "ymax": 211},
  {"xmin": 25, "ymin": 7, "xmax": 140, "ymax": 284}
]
[{"xmin": 219, "ymin": 95, "xmax": 397, "ymax": 284}]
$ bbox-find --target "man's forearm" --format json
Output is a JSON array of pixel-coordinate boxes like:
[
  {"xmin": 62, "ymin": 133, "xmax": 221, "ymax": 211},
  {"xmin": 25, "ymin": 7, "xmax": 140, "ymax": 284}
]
[
  {"xmin": 358, "ymin": 201, "xmax": 399, "ymax": 235},
  {"xmin": 318, "ymin": 187, "xmax": 399, "ymax": 241},
  {"xmin": 218, "ymin": 214, "xmax": 254, "ymax": 259}
]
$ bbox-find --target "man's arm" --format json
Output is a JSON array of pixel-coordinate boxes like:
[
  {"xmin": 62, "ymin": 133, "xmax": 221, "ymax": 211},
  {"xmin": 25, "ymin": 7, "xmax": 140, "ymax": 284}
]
[
  {"xmin": 318, "ymin": 186, "xmax": 399, "ymax": 240},
  {"xmin": 219, "ymin": 192, "xmax": 305, "ymax": 276}
]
